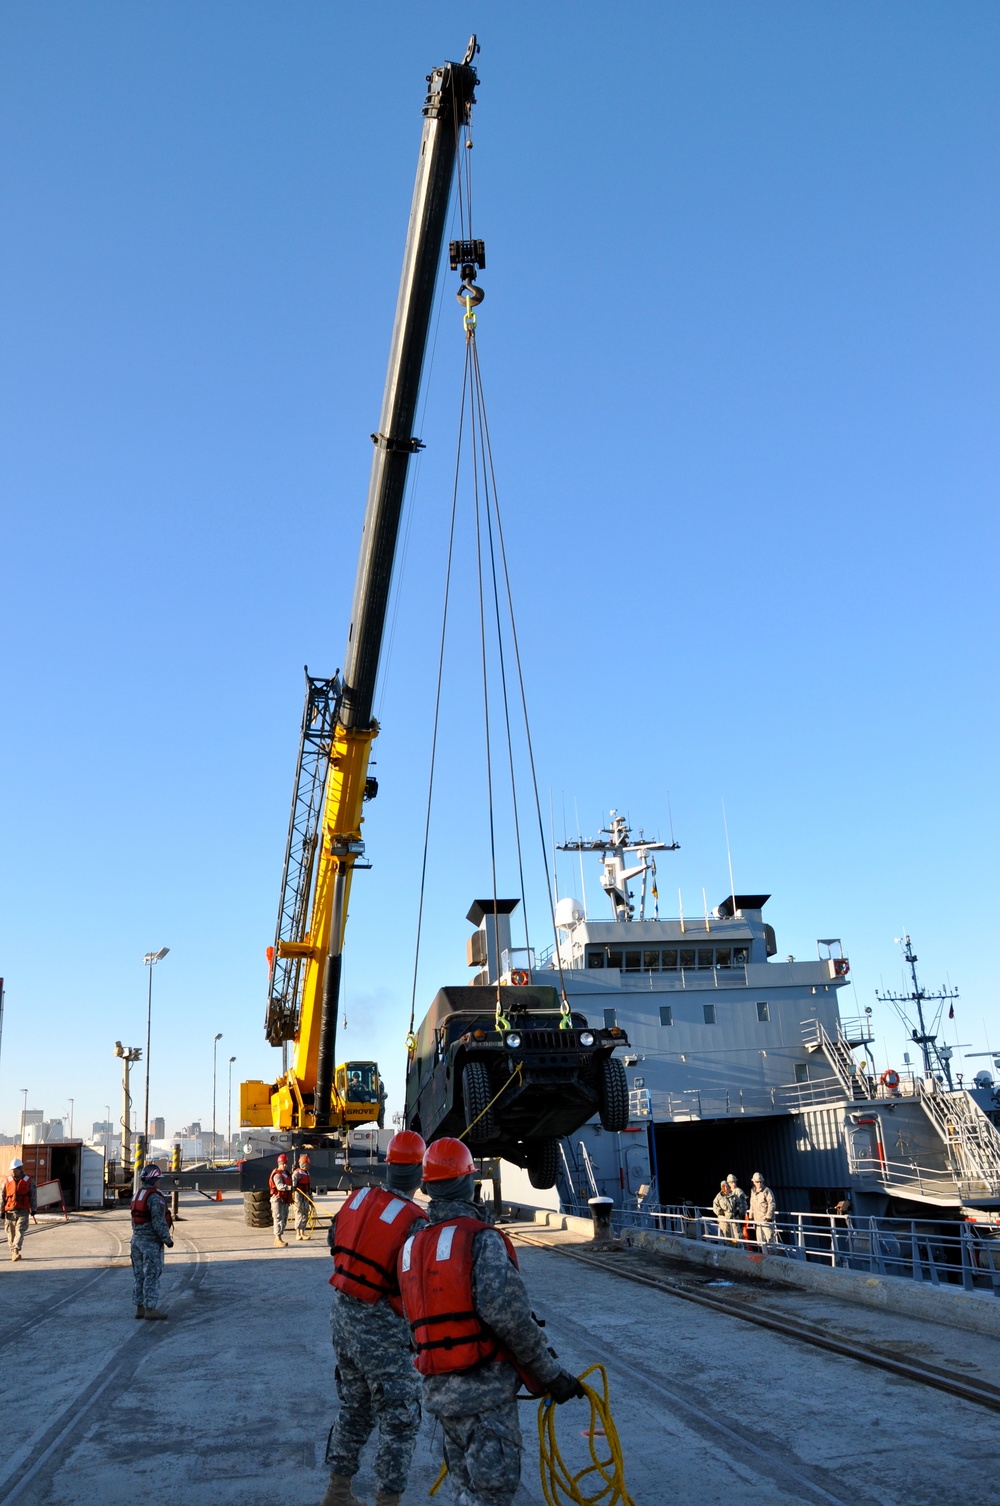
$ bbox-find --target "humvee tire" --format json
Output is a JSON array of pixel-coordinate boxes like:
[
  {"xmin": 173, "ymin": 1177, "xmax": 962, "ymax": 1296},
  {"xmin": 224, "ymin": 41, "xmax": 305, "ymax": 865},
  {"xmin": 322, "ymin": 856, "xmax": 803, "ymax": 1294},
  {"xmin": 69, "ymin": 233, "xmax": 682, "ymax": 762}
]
[
  {"xmin": 244, "ymin": 1189, "xmax": 272, "ymax": 1228},
  {"xmin": 462, "ymin": 1059, "xmax": 495, "ymax": 1142},
  {"xmin": 597, "ymin": 1056, "xmax": 629, "ymax": 1132},
  {"xmin": 526, "ymin": 1138, "xmax": 559, "ymax": 1189}
]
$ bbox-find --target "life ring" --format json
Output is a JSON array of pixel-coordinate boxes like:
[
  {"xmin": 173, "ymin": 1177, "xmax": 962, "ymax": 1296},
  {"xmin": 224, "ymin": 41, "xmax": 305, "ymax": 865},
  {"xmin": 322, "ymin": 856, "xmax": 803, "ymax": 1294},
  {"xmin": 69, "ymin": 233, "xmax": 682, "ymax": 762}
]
[
  {"xmin": 833, "ymin": 958, "xmax": 850, "ymax": 976},
  {"xmin": 880, "ymin": 1069, "xmax": 900, "ymax": 1089},
  {"xmin": 510, "ymin": 969, "xmax": 529, "ymax": 986}
]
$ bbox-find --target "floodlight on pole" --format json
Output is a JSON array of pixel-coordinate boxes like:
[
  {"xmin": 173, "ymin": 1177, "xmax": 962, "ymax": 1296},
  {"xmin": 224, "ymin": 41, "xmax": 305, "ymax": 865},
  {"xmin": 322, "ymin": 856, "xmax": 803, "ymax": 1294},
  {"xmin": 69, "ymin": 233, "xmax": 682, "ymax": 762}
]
[{"xmin": 142, "ymin": 948, "xmax": 170, "ymax": 1170}]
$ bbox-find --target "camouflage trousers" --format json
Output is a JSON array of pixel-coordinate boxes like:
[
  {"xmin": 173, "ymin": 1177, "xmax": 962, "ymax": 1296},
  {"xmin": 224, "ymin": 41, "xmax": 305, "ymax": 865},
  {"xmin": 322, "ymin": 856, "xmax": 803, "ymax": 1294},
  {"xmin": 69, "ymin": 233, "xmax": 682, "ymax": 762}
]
[
  {"xmin": 325, "ymin": 1290, "xmax": 421, "ymax": 1495},
  {"xmin": 293, "ymin": 1192, "xmax": 310, "ymax": 1234},
  {"xmin": 130, "ymin": 1233, "xmax": 165, "ymax": 1308},
  {"xmin": 437, "ymin": 1400, "xmax": 522, "ymax": 1506},
  {"xmin": 5, "ymin": 1211, "xmax": 29, "ymax": 1256},
  {"xmin": 271, "ymin": 1197, "xmax": 290, "ymax": 1238}
]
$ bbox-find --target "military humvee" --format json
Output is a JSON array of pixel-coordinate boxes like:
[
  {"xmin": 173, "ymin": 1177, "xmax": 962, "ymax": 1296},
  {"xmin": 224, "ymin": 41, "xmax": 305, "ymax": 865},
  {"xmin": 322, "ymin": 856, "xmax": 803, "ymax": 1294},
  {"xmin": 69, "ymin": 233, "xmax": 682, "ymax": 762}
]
[{"xmin": 403, "ymin": 984, "xmax": 630, "ymax": 1188}]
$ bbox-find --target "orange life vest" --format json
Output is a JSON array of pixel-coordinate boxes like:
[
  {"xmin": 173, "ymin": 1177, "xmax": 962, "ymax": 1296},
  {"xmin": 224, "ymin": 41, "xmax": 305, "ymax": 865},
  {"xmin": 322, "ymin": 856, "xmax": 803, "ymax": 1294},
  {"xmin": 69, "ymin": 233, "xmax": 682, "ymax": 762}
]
[
  {"xmin": 3, "ymin": 1175, "xmax": 31, "ymax": 1213},
  {"xmin": 294, "ymin": 1171, "xmax": 311, "ymax": 1195},
  {"xmin": 330, "ymin": 1185, "xmax": 425, "ymax": 1315},
  {"xmin": 130, "ymin": 1187, "xmax": 173, "ymax": 1228},
  {"xmin": 269, "ymin": 1169, "xmax": 293, "ymax": 1202},
  {"xmin": 399, "ymin": 1217, "xmax": 525, "ymax": 1377}
]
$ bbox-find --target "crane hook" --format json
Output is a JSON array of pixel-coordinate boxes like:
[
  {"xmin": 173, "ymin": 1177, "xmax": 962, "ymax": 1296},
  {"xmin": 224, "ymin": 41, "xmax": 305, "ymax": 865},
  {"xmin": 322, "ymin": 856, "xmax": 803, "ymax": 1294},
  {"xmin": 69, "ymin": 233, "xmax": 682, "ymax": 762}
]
[{"xmin": 456, "ymin": 280, "xmax": 485, "ymax": 308}]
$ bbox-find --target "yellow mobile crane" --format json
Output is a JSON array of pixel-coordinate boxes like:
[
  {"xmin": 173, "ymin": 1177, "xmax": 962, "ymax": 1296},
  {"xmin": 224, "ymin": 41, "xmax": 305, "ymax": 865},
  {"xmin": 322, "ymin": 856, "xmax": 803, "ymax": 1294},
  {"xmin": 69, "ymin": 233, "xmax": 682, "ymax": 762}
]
[{"xmin": 240, "ymin": 43, "xmax": 480, "ymax": 1146}]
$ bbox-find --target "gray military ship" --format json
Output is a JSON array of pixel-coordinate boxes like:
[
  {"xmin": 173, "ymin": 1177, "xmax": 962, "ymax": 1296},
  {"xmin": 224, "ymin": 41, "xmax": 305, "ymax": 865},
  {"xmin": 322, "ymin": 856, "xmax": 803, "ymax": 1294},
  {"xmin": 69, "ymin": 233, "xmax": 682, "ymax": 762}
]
[{"xmin": 462, "ymin": 812, "xmax": 1000, "ymax": 1220}]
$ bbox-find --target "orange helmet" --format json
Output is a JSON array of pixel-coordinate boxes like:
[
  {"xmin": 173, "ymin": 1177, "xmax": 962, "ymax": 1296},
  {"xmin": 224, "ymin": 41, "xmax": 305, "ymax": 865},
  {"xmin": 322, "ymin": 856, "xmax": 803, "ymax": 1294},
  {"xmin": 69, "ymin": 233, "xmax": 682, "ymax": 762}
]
[
  {"xmin": 386, "ymin": 1130, "xmax": 427, "ymax": 1165},
  {"xmin": 298, "ymin": 1154, "xmax": 310, "ymax": 1166},
  {"xmin": 422, "ymin": 1137, "xmax": 476, "ymax": 1181}
]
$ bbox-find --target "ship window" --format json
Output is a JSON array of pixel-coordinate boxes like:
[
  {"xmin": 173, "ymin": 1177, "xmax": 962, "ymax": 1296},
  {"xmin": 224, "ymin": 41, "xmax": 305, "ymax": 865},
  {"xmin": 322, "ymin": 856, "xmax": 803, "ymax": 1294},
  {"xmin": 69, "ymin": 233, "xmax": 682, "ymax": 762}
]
[
  {"xmin": 607, "ymin": 950, "xmax": 623, "ymax": 970},
  {"xmin": 697, "ymin": 948, "xmax": 713, "ymax": 970},
  {"xmin": 715, "ymin": 948, "xmax": 732, "ymax": 969},
  {"xmin": 733, "ymin": 946, "xmax": 749, "ymax": 967},
  {"xmin": 703, "ymin": 1003, "xmax": 717, "ymax": 1024},
  {"xmin": 756, "ymin": 1001, "xmax": 770, "ymax": 1022},
  {"xmin": 659, "ymin": 1005, "xmax": 673, "ymax": 1026},
  {"xmin": 624, "ymin": 950, "xmax": 642, "ymax": 972},
  {"xmin": 680, "ymin": 948, "xmax": 695, "ymax": 970},
  {"xmin": 643, "ymin": 949, "xmax": 660, "ymax": 971},
  {"xmin": 604, "ymin": 1008, "xmax": 618, "ymax": 1029},
  {"xmin": 661, "ymin": 949, "xmax": 678, "ymax": 970},
  {"xmin": 794, "ymin": 1063, "xmax": 809, "ymax": 1083},
  {"xmin": 587, "ymin": 950, "xmax": 605, "ymax": 969}
]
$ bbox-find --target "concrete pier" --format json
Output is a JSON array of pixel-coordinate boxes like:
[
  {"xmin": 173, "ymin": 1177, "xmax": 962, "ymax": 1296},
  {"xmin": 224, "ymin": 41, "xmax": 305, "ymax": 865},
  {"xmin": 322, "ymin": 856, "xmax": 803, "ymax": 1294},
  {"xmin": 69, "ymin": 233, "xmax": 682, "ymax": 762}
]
[{"xmin": 0, "ymin": 1196, "xmax": 995, "ymax": 1505}]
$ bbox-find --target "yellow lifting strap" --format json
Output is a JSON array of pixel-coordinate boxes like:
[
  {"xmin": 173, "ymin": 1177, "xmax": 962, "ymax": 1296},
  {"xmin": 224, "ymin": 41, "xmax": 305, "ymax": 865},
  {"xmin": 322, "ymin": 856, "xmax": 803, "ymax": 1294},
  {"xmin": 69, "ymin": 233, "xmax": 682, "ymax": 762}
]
[{"xmin": 456, "ymin": 1063, "xmax": 523, "ymax": 1142}]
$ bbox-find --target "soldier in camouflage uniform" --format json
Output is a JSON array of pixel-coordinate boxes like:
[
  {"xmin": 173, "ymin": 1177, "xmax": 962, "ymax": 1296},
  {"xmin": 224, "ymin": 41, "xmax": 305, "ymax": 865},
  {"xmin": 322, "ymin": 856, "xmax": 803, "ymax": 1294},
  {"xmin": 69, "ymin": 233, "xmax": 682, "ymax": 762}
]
[
  {"xmin": 130, "ymin": 1163, "xmax": 174, "ymax": 1319},
  {"xmin": 320, "ymin": 1131, "xmax": 429, "ymax": 1506},
  {"xmin": 399, "ymin": 1138, "xmax": 583, "ymax": 1506},
  {"xmin": 292, "ymin": 1153, "xmax": 313, "ymax": 1240}
]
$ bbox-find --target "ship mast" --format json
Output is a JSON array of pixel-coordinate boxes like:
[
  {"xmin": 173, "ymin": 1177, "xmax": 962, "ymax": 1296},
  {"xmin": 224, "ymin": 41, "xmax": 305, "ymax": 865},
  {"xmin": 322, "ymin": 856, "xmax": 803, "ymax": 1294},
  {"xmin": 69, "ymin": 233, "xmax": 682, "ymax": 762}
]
[{"xmin": 876, "ymin": 934, "xmax": 959, "ymax": 1088}]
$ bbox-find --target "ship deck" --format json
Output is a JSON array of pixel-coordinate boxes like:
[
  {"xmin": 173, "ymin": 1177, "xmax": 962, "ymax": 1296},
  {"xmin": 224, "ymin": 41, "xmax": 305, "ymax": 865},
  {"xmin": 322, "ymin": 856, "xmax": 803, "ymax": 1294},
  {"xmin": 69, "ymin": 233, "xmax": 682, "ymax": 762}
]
[{"xmin": 0, "ymin": 1196, "xmax": 996, "ymax": 1506}]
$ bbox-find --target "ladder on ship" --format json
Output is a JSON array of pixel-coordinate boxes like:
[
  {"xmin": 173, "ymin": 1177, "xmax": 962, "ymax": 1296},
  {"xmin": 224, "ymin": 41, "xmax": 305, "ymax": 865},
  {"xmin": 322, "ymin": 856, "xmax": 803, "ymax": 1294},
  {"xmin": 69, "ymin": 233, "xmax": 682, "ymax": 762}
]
[
  {"xmin": 916, "ymin": 1080, "xmax": 1000, "ymax": 1198},
  {"xmin": 802, "ymin": 1018, "xmax": 875, "ymax": 1101},
  {"xmin": 265, "ymin": 673, "xmax": 339, "ymax": 1046}
]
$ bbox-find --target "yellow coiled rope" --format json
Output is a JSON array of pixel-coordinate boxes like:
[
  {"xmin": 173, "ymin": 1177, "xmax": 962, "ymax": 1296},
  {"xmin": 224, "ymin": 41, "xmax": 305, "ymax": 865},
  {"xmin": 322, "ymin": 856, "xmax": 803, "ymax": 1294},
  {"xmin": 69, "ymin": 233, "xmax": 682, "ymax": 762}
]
[
  {"xmin": 537, "ymin": 1365, "xmax": 635, "ymax": 1506},
  {"xmin": 429, "ymin": 1366, "xmax": 634, "ymax": 1505}
]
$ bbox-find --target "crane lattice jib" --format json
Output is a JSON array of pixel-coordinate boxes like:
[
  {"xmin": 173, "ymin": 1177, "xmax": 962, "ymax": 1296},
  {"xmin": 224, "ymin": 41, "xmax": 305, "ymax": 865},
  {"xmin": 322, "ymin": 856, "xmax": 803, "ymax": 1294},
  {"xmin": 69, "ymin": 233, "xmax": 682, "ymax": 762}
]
[{"xmin": 265, "ymin": 674, "xmax": 338, "ymax": 1045}]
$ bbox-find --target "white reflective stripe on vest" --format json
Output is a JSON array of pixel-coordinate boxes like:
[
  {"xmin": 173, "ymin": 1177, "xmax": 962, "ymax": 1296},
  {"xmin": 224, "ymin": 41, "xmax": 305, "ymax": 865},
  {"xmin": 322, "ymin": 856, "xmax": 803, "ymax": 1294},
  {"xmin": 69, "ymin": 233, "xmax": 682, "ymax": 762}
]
[
  {"xmin": 435, "ymin": 1224, "xmax": 457, "ymax": 1261},
  {"xmin": 401, "ymin": 1235, "xmax": 415, "ymax": 1273},
  {"xmin": 349, "ymin": 1187, "xmax": 371, "ymax": 1212},
  {"xmin": 379, "ymin": 1197, "xmax": 407, "ymax": 1224}
]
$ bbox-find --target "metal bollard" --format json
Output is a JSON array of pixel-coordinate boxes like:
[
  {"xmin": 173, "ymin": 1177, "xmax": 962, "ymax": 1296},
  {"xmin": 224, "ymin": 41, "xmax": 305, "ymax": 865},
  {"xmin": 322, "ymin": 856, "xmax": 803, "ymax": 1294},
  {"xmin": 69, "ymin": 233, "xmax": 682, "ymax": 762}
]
[{"xmin": 588, "ymin": 1196, "xmax": 614, "ymax": 1241}]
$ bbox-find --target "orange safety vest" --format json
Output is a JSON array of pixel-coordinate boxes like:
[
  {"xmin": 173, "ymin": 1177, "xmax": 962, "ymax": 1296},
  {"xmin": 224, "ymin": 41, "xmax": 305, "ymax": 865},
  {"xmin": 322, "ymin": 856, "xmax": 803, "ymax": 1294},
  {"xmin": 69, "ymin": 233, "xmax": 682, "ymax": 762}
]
[
  {"xmin": 293, "ymin": 1171, "xmax": 311, "ymax": 1195},
  {"xmin": 399, "ymin": 1217, "xmax": 537, "ymax": 1381},
  {"xmin": 130, "ymin": 1188, "xmax": 173, "ymax": 1228},
  {"xmin": 330, "ymin": 1185, "xmax": 425, "ymax": 1315},
  {"xmin": 3, "ymin": 1175, "xmax": 31, "ymax": 1213},
  {"xmin": 269, "ymin": 1170, "xmax": 293, "ymax": 1202}
]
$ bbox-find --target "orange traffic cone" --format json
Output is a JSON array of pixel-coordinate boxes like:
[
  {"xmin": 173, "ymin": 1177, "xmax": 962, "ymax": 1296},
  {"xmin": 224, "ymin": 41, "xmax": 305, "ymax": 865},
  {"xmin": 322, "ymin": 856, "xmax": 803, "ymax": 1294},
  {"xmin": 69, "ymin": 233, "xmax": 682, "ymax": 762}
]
[{"xmin": 215, "ymin": 1190, "xmax": 223, "ymax": 1202}]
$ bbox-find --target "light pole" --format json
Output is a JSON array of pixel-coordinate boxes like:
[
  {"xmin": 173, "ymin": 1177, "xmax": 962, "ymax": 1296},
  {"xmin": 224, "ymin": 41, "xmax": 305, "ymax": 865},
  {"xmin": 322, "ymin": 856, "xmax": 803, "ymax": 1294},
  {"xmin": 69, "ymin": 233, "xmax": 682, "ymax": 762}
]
[
  {"xmin": 20, "ymin": 1088, "xmax": 27, "ymax": 1139},
  {"xmin": 142, "ymin": 948, "xmax": 170, "ymax": 1150},
  {"xmin": 104, "ymin": 1104, "xmax": 111, "ymax": 1157},
  {"xmin": 227, "ymin": 1055, "xmax": 236, "ymax": 1160},
  {"xmin": 211, "ymin": 1033, "xmax": 223, "ymax": 1166},
  {"xmin": 67, "ymin": 1098, "xmax": 74, "ymax": 1138}
]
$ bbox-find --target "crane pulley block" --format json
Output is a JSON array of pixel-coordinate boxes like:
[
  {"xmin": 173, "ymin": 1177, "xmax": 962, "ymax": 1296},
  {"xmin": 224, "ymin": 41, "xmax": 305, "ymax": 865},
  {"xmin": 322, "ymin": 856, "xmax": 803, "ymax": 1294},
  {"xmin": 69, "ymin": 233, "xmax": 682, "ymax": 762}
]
[{"xmin": 449, "ymin": 239, "xmax": 486, "ymax": 280}]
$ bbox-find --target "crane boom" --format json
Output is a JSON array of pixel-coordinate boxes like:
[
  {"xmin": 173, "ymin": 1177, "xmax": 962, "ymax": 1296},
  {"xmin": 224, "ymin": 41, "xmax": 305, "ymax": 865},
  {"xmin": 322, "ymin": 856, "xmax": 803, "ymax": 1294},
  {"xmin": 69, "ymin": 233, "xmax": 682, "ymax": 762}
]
[{"xmin": 243, "ymin": 45, "xmax": 479, "ymax": 1138}]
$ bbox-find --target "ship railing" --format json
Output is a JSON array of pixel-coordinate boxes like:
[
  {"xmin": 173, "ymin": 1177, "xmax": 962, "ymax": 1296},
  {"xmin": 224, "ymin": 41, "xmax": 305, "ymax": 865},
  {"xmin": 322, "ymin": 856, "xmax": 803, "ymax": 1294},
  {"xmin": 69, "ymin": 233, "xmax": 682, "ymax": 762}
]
[
  {"xmin": 772, "ymin": 1076, "xmax": 849, "ymax": 1111},
  {"xmin": 839, "ymin": 1013, "xmax": 876, "ymax": 1045},
  {"xmin": 536, "ymin": 953, "xmax": 752, "ymax": 987},
  {"xmin": 914, "ymin": 1079, "xmax": 1000, "ymax": 1189},
  {"xmin": 601, "ymin": 1203, "xmax": 1000, "ymax": 1297},
  {"xmin": 662, "ymin": 1086, "xmax": 780, "ymax": 1120},
  {"xmin": 846, "ymin": 1148, "xmax": 961, "ymax": 1199}
]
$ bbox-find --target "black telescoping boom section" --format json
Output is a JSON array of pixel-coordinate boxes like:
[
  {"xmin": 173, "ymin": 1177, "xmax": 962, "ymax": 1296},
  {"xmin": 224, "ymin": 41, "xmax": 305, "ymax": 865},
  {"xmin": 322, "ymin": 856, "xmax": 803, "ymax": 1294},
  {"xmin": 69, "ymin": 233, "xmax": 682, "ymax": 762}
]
[{"xmin": 338, "ymin": 53, "xmax": 478, "ymax": 733}]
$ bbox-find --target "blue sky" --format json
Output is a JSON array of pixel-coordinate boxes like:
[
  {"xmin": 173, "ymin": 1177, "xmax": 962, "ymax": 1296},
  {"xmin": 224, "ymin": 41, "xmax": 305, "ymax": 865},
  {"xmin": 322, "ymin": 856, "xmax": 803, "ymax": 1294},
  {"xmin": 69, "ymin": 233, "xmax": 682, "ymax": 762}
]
[{"xmin": 1, "ymin": 3, "xmax": 997, "ymax": 1138}]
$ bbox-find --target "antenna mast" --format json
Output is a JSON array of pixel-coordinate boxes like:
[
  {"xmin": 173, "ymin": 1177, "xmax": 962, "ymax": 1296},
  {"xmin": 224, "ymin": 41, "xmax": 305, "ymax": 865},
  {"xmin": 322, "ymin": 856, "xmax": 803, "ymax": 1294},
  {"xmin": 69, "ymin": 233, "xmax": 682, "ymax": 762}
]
[{"xmin": 876, "ymin": 934, "xmax": 959, "ymax": 1088}]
